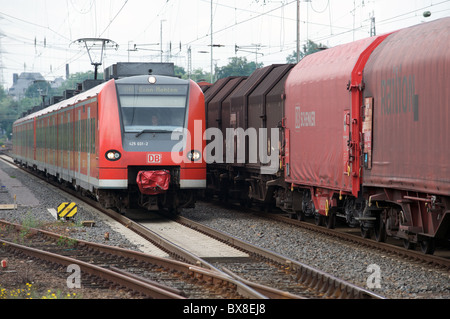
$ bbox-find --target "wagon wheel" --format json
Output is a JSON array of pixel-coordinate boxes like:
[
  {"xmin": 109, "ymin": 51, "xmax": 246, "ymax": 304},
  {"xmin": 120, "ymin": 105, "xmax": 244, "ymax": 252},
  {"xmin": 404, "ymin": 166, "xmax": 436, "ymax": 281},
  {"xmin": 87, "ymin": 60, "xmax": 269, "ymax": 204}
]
[
  {"xmin": 360, "ymin": 226, "xmax": 372, "ymax": 239},
  {"xmin": 325, "ymin": 211, "xmax": 336, "ymax": 229},
  {"xmin": 240, "ymin": 197, "xmax": 252, "ymax": 208},
  {"xmin": 374, "ymin": 213, "xmax": 387, "ymax": 242},
  {"xmin": 314, "ymin": 213, "xmax": 324, "ymax": 226},
  {"xmin": 403, "ymin": 239, "xmax": 416, "ymax": 250},
  {"xmin": 168, "ymin": 206, "xmax": 181, "ymax": 216},
  {"xmin": 419, "ymin": 238, "xmax": 436, "ymax": 254},
  {"xmin": 296, "ymin": 210, "xmax": 306, "ymax": 221}
]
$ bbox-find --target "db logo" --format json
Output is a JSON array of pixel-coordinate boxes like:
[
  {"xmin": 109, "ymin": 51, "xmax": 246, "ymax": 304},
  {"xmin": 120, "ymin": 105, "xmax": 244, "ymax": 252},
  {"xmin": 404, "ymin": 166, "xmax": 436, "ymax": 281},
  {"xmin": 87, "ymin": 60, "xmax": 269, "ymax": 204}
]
[{"xmin": 147, "ymin": 154, "xmax": 162, "ymax": 163}]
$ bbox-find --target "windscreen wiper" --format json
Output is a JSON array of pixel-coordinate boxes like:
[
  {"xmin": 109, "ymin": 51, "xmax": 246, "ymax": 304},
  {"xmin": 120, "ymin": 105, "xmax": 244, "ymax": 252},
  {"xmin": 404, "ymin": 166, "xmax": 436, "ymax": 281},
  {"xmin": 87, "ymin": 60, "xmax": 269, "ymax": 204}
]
[{"xmin": 135, "ymin": 129, "xmax": 171, "ymax": 137}]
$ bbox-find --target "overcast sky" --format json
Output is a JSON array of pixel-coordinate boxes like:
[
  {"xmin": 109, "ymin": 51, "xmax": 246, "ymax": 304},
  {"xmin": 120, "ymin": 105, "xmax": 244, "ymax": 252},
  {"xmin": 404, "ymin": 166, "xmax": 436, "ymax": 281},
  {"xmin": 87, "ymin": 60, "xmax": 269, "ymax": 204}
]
[{"xmin": 1, "ymin": 0, "xmax": 449, "ymax": 88}]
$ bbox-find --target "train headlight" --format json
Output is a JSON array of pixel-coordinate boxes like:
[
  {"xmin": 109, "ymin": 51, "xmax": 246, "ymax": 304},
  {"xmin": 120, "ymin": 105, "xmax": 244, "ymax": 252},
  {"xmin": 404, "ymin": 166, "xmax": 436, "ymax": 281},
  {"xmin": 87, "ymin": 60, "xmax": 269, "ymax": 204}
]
[
  {"xmin": 148, "ymin": 76, "xmax": 157, "ymax": 84},
  {"xmin": 187, "ymin": 150, "xmax": 201, "ymax": 161},
  {"xmin": 105, "ymin": 150, "xmax": 121, "ymax": 161}
]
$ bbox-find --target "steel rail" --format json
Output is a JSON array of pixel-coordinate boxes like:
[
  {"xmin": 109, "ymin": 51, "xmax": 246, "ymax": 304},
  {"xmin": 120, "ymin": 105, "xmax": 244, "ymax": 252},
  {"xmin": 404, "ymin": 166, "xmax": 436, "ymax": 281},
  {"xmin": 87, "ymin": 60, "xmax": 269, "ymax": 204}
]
[
  {"xmin": 0, "ymin": 155, "xmax": 383, "ymax": 298},
  {"xmin": 0, "ymin": 155, "xmax": 223, "ymax": 269},
  {"xmin": 260, "ymin": 212, "xmax": 450, "ymax": 271},
  {"xmin": 0, "ymin": 156, "xmax": 274, "ymax": 298},
  {"xmin": 0, "ymin": 219, "xmax": 266, "ymax": 299},
  {"xmin": 0, "ymin": 238, "xmax": 185, "ymax": 299},
  {"xmin": 175, "ymin": 215, "xmax": 385, "ymax": 299},
  {"xmin": 220, "ymin": 267, "xmax": 307, "ymax": 299}
]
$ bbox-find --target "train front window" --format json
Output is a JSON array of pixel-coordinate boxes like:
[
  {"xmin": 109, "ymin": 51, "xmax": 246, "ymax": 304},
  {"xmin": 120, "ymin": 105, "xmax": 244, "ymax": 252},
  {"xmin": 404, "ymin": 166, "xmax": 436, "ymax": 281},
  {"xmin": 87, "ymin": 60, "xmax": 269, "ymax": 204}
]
[{"xmin": 117, "ymin": 83, "xmax": 188, "ymax": 134}]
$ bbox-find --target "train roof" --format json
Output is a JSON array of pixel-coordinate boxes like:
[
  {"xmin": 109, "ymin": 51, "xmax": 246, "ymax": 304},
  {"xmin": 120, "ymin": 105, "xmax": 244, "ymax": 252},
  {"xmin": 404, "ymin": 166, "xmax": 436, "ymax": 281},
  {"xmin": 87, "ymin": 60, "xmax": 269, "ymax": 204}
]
[
  {"xmin": 14, "ymin": 80, "xmax": 109, "ymax": 125},
  {"xmin": 13, "ymin": 74, "xmax": 188, "ymax": 125}
]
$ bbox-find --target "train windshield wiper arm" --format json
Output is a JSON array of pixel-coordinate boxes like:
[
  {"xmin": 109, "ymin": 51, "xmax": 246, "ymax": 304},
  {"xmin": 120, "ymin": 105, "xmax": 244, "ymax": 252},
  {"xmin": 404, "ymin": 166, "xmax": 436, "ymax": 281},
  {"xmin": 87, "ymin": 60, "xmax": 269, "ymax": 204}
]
[{"xmin": 135, "ymin": 129, "xmax": 172, "ymax": 137}]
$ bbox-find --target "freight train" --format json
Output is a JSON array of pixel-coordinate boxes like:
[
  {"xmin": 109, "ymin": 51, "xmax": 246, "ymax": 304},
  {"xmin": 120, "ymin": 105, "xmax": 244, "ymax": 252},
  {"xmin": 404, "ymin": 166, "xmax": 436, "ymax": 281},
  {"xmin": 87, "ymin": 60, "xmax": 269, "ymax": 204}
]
[
  {"xmin": 203, "ymin": 17, "xmax": 450, "ymax": 254},
  {"xmin": 12, "ymin": 63, "xmax": 206, "ymax": 214}
]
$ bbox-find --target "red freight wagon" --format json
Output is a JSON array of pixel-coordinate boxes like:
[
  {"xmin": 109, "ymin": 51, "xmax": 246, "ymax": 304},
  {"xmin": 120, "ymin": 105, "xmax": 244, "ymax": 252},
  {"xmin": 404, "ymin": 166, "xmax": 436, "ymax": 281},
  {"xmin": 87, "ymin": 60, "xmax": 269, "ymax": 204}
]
[
  {"xmin": 284, "ymin": 18, "xmax": 449, "ymax": 252},
  {"xmin": 363, "ymin": 18, "xmax": 450, "ymax": 196},
  {"xmin": 361, "ymin": 18, "xmax": 450, "ymax": 251},
  {"xmin": 284, "ymin": 34, "xmax": 390, "ymax": 226}
]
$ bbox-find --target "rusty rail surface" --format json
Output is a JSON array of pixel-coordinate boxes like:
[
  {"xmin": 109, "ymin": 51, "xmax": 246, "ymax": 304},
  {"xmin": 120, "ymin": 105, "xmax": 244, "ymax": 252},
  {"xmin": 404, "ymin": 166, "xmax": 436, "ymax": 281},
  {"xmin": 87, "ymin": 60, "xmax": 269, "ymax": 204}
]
[
  {"xmin": 0, "ymin": 220, "xmax": 266, "ymax": 299},
  {"xmin": 261, "ymin": 212, "xmax": 450, "ymax": 271},
  {"xmin": 175, "ymin": 216, "xmax": 385, "ymax": 299},
  {"xmin": 0, "ymin": 238, "xmax": 185, "ymax": 299},
  {"xmin": 0, "ymin": 155, "xmax": 385, "ymax": 299}
]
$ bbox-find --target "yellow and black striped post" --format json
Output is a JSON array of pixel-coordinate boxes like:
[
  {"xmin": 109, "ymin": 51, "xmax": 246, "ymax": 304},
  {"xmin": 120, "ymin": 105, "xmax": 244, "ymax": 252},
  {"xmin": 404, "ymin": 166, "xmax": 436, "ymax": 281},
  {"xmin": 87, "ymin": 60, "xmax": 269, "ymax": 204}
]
[{"xmin": 57, "ymin": 202, "xmax": 78, "ymax": 220}]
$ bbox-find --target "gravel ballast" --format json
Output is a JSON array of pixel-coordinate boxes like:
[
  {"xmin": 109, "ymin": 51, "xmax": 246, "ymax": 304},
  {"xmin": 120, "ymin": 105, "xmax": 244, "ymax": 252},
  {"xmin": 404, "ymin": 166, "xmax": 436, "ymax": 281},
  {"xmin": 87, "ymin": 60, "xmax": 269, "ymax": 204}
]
[
  {"xmin": 181, "ymin": 203, "xmax": 450, "ymax": 299},
  {"xmin": 0, "ymin": 159, "xmax": 140, "ymax": 249},
  {"xmin": 1, "ymin": 158, "xmax": 449, "ymax": 299}
]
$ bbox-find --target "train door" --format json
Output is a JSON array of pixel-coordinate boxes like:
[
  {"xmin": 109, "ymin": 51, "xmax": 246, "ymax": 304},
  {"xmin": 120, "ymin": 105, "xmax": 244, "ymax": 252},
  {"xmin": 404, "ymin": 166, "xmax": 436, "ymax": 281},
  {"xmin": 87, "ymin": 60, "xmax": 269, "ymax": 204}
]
[
  {"xmin": 60, "ymin": 114, "xmax": 64, "ymax": 172},
  {"xmin": 67, "ymin": 112, "xmax": 70, "ymax": 175},
  {"xmin": 77, "ymin": 109, "xmax": 81, "ymax": 178},
  {"xmin": 343, "ymin": 110, "xmax": 351, "ymax": 179},
  {"xmin": 362, "ymin": 97, "xmax": 373, "ymax": 170},
  {"xmin": 284, "ymin": 127, "xmax": 290, "ymax": 178},
  {"xmin": 32, "ymin": 120, "xmax": 36, "ymax": 161},
  {"xmin": 34, "ymin": 120, "xmax": 38, "ymax": 162},
  {"xmin": 46, "ymin": 118, "xmax": 50, "ymax": 166},
  {"xmin": 87, "ymin": 107, "xmax": 91, "ymax": 185},
  {"xmin": 52, "ymin": 116, "xmax": 56, "ymax": 168}
]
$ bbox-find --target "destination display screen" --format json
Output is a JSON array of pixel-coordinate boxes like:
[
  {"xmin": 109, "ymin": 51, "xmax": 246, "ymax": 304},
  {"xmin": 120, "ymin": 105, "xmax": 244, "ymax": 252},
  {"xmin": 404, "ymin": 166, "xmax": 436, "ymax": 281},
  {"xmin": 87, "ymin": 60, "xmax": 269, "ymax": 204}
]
[{"xmin": 117, "ymin": 84, "xmax": 188, "ymax": 96}]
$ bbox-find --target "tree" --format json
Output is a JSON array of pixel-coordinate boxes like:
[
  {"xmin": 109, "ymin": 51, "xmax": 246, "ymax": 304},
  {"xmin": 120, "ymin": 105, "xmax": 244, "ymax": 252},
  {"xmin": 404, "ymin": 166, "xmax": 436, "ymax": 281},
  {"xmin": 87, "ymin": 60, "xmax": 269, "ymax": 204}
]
[
  {"xmin": 189, "ymin": 68, "xmax": 211, "ymax": 82},
  {"xmin": 0, "ymin": 85, "xmax": 6, "ymax": 101},
  {"xmin": 0, "ymin": 71, "xmax": 99, "ymax": 138},
  {"xmin": 286, "ymin": 39, "xmax": 327, "ymax": 63},
  {"xmin": 24, "ymin": 81, "xmax": 52, "ymax": 99},
  {"xmin": 57, "ymin": 71, "xmax": 99, "ymax": 93},
  {"xmin": 0, "ymin": 88, "xmax": 19, "ymax": 138},
  {"xmin": 174, "ymin": 65, "xmax": 187, "ymax": 79},
  {"xmin": 215, "ymin": 57, "xmax": 263, "ymax": 80}
]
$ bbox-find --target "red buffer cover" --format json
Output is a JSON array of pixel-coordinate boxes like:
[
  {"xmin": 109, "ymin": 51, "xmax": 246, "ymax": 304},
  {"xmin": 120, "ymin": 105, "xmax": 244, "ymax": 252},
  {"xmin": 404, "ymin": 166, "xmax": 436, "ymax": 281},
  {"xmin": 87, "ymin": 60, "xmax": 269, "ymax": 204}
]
[{"xmin": 136, "ymin": 170, "xmax": 170, "ymax": 195}]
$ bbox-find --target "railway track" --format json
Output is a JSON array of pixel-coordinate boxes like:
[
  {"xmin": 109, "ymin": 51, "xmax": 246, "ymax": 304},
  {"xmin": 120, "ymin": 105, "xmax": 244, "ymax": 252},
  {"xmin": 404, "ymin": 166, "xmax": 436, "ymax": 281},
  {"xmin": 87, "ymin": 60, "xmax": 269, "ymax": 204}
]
[
  {"xmin": 0, "ymin": 154, "xmax": 383, "ymax": 299},
  {"xmin": 0, "ymin": 220, "xmax": 262, "ymax": 299},
  {"xmin": 195, "ymin": 197, "xmax": 450, "ymax": 270},
  {"xmin": 174, "ymin": 215, "xmax": 383, "ymax": 299},
  {"xmin": 0, "ymin": 213, "xmax": 382, "ymax": 300},
  {"xmin": 41, "ymin": 200, "xmax": 381, "ymax": 299},
  {"xmin": 259, "ymin": 212, "xmax": 450, "ymax": 272}
]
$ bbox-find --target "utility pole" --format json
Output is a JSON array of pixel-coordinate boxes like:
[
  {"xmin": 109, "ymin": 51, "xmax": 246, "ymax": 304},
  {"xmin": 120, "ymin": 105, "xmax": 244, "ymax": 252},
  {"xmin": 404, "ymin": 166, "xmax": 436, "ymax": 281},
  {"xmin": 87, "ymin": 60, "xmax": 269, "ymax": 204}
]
[
  {"xmin": 210, "ymin": 0, "xmax": 214, "ymax": 83},
  {"xmin": 297, "ymin": 0, "xmax": 300, "ymax": 63},
  {"xmin": 187, "ymin": 46, "xmax": 192, "ymax": 79},
  {"xmin": 370, "ymin": 13, "xmax": 376, "ymax": 36},
  {"xmin": 160, "ymin": 20, "xmax": 166, "ymax": 63},
  {"xmin": 0, "ymin": 18, "xmax": 4, "ymax": 87},
  {"xmin": 296, "ymin": 0, "xmax": 311, "ymax": 63}
]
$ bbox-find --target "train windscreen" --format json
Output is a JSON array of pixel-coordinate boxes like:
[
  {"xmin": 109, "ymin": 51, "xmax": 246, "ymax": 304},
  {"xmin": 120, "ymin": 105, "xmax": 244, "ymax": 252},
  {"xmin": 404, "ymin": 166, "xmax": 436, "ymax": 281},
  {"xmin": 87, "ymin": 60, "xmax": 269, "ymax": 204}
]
[{"xmin": 116, "ymin": 83, "xmax": 188, "ymax": 134}]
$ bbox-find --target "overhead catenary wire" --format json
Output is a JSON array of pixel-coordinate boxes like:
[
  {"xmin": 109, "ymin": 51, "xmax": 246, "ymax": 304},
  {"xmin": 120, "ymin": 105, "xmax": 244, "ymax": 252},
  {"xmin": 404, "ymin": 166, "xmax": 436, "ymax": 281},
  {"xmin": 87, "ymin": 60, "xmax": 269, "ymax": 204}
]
[
  {"xmin": 185, "ymin": 0, "xmax": 297, "ymax": 46},
  {"xmin": 1, "ymin": 0, "xmax": 450, "ymax": 89},
  {"xmin": 98, "ymin": 0, "xmax": 129, "ymax": 38}
]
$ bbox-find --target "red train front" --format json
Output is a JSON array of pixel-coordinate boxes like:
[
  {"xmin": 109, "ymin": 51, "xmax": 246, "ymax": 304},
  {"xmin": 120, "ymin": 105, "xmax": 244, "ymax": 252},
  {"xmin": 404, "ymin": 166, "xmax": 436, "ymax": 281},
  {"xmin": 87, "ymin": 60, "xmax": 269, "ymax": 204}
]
[
  {"xmin": 12, "ymin": 69, "xmax": 206, "ymax": 214},
  {"xmin": 98, "ymin": 74, "xmax": 206, "ymax": 213}
]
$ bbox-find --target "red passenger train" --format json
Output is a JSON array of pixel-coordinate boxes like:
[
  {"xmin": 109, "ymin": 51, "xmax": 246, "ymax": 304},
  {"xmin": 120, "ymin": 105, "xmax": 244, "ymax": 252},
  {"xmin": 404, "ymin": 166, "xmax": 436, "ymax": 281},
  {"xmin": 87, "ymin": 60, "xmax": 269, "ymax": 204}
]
[
  {"xmin": 12, "ymin": 69, "xmax": 206, "ymax": 214},
  {"xmin": 204, "ymin": 17, "xmax": 450, "ymax": 254}
]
